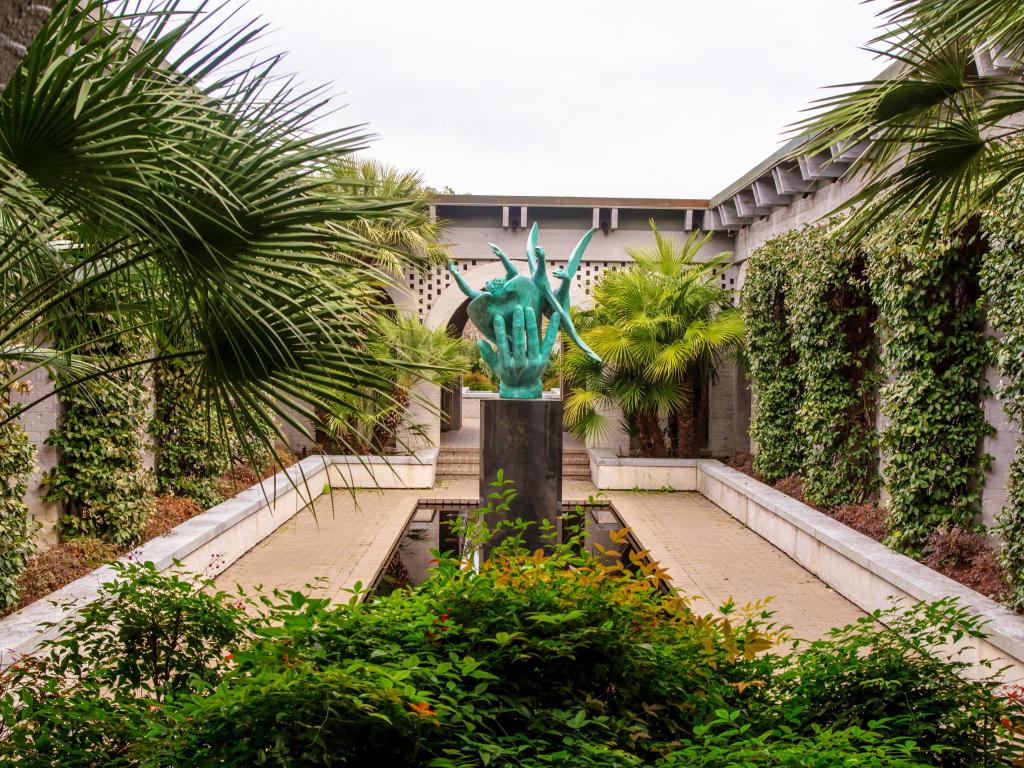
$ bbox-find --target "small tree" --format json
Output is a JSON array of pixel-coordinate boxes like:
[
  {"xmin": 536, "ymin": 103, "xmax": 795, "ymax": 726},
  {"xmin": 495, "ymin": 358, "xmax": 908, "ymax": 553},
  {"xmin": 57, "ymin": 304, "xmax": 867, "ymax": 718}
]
[{"xmin": 564, "ymin": 223, "xmax": 743, "ymax": 457}]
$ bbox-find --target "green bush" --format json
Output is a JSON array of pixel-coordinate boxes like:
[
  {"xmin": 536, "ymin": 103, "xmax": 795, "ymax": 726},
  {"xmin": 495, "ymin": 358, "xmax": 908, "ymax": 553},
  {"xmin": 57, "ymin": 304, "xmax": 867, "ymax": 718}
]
[
  {"xmin": 0, "ymin": 364, "xmax": 36, "ymax": 610},
  {"xmin": 1, "ymin": 519, "xmax": 1020, "ymax": 767}
]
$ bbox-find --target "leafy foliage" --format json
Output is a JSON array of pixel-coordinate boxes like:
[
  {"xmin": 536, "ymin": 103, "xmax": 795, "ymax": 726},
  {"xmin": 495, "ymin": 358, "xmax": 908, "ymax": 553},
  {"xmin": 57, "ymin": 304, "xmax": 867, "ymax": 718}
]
[
  {"xmin": 564, "ymin": 223, "xmax": 743, "ymax": 457},
  {"xmin": 0, "ymin": 0, "xmax": 434, "ymax": 468},
  {"xmin": 0, "ymin": 364, "xmax": 36, "ymax": 610},
  {"xmin": 981, "ymin": 194, "xmax": 1024, "ymax": 609},
  {"xmin": 767, "ymin": 599, "xmax": 1017, "ymax": 766},
  {"xmin": 324, "ymin": 315, "xmax": 470, "ymax": 454},
  {"xmin": 323, "ymin": 155, "xmax": 449, "ymax": 275},
  {"xmin": 741, "ymin": 232, "xmax": 804, "ymax": 480},
  {"xmin": 785, "ymin": 221, "xmax": 880, "ymax": 506},
  {"xmin": 793, "ymin": 0, "xmax": 1024, "ymax": 239},
  {"xmin": 2, "ymin": 516, "xmax": 1020, "ymax": 767},
  {"xmin": 867, "ymin": 220, "xmax": 992, "ymax": 553}
]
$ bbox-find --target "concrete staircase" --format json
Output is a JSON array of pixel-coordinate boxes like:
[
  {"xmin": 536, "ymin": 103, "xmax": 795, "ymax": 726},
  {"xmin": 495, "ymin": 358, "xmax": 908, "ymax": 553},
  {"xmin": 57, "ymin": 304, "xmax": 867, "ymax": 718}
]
[{"xmin": 436, "ymin": 447, "xmax": 591, "ymax": 480}]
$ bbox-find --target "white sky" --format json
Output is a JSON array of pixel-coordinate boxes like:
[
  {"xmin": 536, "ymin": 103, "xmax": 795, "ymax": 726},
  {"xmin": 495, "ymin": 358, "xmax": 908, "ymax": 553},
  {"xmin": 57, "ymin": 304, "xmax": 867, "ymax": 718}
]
[{"xmin": 231, "ymin": 0, "xmax": 884, "ymax": 199}]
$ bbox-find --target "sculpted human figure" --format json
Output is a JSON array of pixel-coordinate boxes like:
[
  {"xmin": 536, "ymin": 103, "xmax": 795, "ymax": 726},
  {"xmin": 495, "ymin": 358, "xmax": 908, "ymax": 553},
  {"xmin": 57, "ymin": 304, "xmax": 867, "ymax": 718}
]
[{"xmin": 447, "ymin": 223, "xmax": 601, "ymax": 398}]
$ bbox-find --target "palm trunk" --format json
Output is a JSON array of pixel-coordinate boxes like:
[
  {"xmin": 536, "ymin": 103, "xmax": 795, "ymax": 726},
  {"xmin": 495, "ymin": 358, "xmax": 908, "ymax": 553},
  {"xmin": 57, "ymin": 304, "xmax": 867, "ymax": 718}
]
[{"xmin": 675, "ymin": 379, "xmax": 696, "ymax": 458}]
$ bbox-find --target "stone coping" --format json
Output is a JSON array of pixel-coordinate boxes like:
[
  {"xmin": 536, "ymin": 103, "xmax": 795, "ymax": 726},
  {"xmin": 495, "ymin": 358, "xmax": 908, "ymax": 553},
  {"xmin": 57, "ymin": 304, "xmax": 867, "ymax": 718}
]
[
  {"xmin": 328, "ymin": 449, "xmax": 437, "ymax": 465},
  {"xmin": 696, "ymin": 459, "xmax": 1024, "ymax": 669},
  {"xmin": 0, "ymin": 451, "xmax": 438, "ymax": 667},
  {"xmin": 588, "ymin": 448, "xmax": 698, "ymax": 468}
]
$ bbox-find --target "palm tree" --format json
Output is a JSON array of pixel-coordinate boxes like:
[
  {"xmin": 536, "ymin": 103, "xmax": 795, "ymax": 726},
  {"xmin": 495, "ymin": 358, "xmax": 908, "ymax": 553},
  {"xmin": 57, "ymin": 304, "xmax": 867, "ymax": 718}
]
[
  {"xmin": 0, "ymin": 0, "xmax": 432, "ymax": 454},
  {"xmin": 793, "ymin": 0, "xmax": 1024, "ymax": 237},
  {"xmin": 325, "ymin": 317, "xmax": 470, "ymax": 454},
  {"xmin": 563, "ymin": 223, "xmax": 744, "ymax": 458},
  {"xmin": 323, "ymin": 156, "xmax": 449, "ymax": 275}
]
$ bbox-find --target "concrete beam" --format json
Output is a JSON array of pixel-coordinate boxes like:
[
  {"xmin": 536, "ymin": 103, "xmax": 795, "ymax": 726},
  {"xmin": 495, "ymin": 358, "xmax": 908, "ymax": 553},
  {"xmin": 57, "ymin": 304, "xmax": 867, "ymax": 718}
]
[
  {"xmin": 798, "ymin": 151, "xmax": 848, "ymax": 181},
  {"xmin": 752, "ymin": 178, "xmax": 791, "ymax": 207},
  {"xmin": 830, "ymin": 140, "xmax": 868, "ymax": 164},
  {"xmin": 733, "ymin": 190, "xmax": 771, "ymax": 218},
  {"xmin": 772, "ymin": 162, "xmax": 816, "ymax": 195},
  {"xmin": 716, "ymin": 201, "xmax": 750, "ymax": 228}
]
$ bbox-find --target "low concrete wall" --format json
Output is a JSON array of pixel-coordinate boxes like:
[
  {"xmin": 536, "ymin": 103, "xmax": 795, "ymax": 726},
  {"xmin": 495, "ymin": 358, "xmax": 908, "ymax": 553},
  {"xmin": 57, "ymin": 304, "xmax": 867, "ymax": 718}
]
[
  {"xmin": 587, "ymin": 452, "xmax": 1024, "ymax": 682},
  {"xmin": 327, "ymin": 449, "xmax": 437, "ymax": 488},
  {"xmin": 588, "ymin": 449, "xmax": 698, "ymax": 491},
  {"xmin": 0, "ymin": 450, "xmax": 438, "ymax": 667}
]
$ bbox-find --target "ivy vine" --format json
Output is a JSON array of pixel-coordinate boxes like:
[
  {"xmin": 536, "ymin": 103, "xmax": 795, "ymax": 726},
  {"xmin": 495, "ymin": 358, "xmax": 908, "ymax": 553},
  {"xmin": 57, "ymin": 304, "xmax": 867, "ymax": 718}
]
[
  {"xmin": 152, "ymin": 358, "xmax": 230, "ymax": 510},
  {"xmin": 786, "ymin": 221, "xmax": 880, "ymax": 507},
  {"xmin": 981, "ymin": 197, "xmax": 1024, "ymax": 609},
  {"xmin": 867, "ymin": 221, "xmax": 991, "ymax": 554},
  {"xmin": 46, "ymin": 328, "xmax": 153, "ymax": 547},
  {"xmin": 0, "ymin": 365, "xmax": 37, "ymax": 610},
  {"xmin": 741, "ymin": 231, "xmax": 803, "ymax": 480}
]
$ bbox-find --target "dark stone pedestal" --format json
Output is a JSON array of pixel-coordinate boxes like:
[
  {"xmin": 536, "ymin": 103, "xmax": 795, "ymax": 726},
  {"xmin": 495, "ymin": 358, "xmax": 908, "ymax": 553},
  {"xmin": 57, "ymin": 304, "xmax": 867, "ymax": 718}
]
[{"xmin": 480, "ymin": 398, "xmax": 562, "ymax": 554}]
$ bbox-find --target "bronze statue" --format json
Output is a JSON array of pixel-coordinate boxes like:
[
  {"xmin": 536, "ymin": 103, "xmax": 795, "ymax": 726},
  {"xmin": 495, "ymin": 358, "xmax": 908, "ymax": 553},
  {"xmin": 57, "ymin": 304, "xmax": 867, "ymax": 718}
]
[{"xmin": 448, "ymin": 224, "xmax": 601, "ymax": 398}]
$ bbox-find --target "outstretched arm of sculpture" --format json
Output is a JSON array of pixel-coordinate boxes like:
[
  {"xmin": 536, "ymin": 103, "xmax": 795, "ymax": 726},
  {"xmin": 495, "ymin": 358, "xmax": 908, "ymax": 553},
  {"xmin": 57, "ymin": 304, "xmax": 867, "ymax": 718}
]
[
  {"xmin": 534, "ymin": 244, "xmax": 601, "ymax": 363},
  {"xmin": 554, "ymin": 227, "xmax": 595, "ymax": 307},
  {"xmin": 477, "ymin": 305, "xmax": 560, "ymax": 399},
  {"xmin": 524, "ymin": 222, "xmax": 539, "ymax": 275},
  {"xmin": 447, "ymin": 261, "xmax": 483, "ymax": 299},
  {"xmin": 488, "ymin": 243, "xmax": 519, "ymax": 279}
]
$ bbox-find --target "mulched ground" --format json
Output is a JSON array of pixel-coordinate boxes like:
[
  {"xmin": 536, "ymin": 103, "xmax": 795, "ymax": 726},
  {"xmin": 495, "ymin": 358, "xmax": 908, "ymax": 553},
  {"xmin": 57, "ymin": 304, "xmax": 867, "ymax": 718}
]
[{"xmin": 727, "ymin": 453, "xmax": 1012, "ymax": 605}]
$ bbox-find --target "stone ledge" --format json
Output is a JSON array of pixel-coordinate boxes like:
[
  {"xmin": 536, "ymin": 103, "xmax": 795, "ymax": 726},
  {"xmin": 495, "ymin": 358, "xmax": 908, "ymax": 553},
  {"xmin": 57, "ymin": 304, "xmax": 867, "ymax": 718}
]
[
  {"xmin": 588, "ymin": 449, "xmax": 698, "ymax": 490},
  {"xmin": 0, "ymin": 451, "xmax": 439, "ymax": 667},
  {"xmin": 697, "ymin": 459, "xmax": 1024, "ymax": 682}
]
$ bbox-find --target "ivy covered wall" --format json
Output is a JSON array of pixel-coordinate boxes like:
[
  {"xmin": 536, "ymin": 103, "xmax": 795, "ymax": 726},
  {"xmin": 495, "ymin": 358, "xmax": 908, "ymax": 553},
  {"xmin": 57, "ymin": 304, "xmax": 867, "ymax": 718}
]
[
  {"xmin": 742, "ymin": 206, "xmax": 1024, "ymax": 604},
  {"xmin": 981, "ymin": 199, "xmax": 1024, "ymax": 608},
  {"xmin": 740, "ymin": 231, "xmax": 803, "ymax": 481},
  {"xmin": 45, "ymin": 326, "xmax": 154, "ymax": 547},
  {"xmin": 867, "ymin": 222, "xmax": 991, "ymax": 554},
  {"xmin": 787, "ymin": 222, "xmax": 878, "ymax": 507},
  {"xmin": 0, "ymin": 364, "xmax": 37, "ymax": 609}
]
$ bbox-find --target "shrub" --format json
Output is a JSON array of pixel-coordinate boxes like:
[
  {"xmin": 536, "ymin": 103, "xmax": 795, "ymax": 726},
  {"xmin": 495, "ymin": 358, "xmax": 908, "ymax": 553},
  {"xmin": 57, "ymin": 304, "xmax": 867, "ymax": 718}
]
[
  {"xmin": 768, "ymin": 600, "xmax": 1018, "ymax": 767},
  {"xmin": 1, "ymin": 520, "xmax": 1020, "ymax": 767}
]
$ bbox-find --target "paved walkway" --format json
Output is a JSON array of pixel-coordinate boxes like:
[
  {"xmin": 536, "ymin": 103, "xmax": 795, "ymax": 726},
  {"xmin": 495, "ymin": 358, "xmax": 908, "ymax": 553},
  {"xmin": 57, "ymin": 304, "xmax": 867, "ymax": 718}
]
[{"xmin": 217, "ymin": 477, "xmax": 864, "ymax": 640}]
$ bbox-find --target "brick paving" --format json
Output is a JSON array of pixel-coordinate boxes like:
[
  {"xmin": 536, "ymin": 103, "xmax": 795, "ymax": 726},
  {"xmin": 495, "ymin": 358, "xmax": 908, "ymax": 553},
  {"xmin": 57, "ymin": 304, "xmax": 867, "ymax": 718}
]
[{"xmin": 217, "ymin": 476, "xmax": 864, "ymax": 641}]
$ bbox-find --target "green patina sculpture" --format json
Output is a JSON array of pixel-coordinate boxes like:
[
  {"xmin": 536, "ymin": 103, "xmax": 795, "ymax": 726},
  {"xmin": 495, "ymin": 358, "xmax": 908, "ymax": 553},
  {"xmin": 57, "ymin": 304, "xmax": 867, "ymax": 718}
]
[{"xmin": 448, "ymin": 223, "xmax": 602, "ymax": 398}]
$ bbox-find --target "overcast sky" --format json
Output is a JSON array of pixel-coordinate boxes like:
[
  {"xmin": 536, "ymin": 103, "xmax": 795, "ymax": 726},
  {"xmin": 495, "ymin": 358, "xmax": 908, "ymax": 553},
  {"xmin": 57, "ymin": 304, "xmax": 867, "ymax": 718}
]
[{"xmin": 231, "ymin": 0, "xmax": 884, "ymax": 199}]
